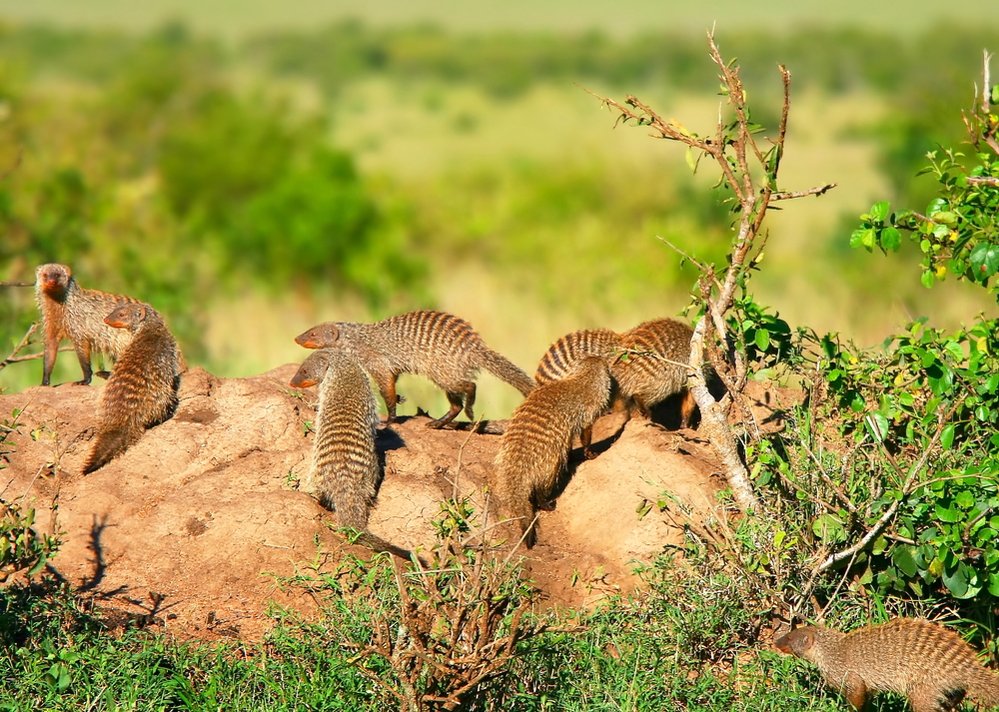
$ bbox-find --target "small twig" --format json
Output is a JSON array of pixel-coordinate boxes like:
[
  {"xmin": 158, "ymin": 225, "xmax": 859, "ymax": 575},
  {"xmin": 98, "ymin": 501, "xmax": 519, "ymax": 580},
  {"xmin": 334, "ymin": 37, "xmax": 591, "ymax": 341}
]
[
  {"xmin": 0, "ymin": 323, "xmax": 40, "ymax": 372},
  {"xmin": 0, "ymin": 281, "xmax": 35, "ymax": 288}
]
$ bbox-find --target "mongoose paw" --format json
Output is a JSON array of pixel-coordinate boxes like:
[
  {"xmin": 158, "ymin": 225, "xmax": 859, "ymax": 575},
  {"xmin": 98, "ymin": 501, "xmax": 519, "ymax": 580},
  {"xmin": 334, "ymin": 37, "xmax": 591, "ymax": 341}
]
[
  {"xmin": 74, "ymin": 378, "xmax": 93, "ymax": 386},
  {"xmin": 583, "ymin": 448, "xmax": 599, "ymax": 460},
  {"xmin": 426, "ymin": 418, "xmax": 448, "ymax": 430},
  {"xmin": 95, "ymin": 370, "xmax": 112, "ymax": 380}
]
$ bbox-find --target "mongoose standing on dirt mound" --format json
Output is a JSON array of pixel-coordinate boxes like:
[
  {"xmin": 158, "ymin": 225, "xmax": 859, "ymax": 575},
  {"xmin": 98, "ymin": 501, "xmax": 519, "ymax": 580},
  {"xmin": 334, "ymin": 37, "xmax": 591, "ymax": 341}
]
[
  {"xmin": 295, "ymin": 310, "xmax": 535, "ymax": 429},
  {"xmin": 775, "ymin": 618, "xmax": 999, "ymax": 711},
  {"xmin": 534, "ymin": 328, "xmax": 622, "ymax": 385},
  {"xmin": 82, "ymin": 303, "xmax": 181, "ymax": 474},
  {"xmin": 34, "ymin": 263, "xmax": 141, "ymax": 386},
  {"xmin": 290, "ymin": 349, "xmax": 422, "ymax": 563},
  {"xmin": 491, "ymin": 356, "xmax": 613, "ymax": 548},
  {"xmin": 613, "ymin": 318, "xmax": 698, "ymax": 428}
]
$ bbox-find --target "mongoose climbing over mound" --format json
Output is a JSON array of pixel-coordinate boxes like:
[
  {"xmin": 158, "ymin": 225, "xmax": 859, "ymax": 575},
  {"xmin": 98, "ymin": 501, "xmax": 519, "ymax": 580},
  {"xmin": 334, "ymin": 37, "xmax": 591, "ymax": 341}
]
[
  {"xmin": 82, "ymin": 303, "xmax": 181, "ymax": 474},
  {"xmin": 491, "ymin": 356, "xmax": 613, "ymax": 548},
  {"xmin": 290, "ymin": 348, "xmax": 422, "ymax": 563},
  {"xmin": 775, "ymin": 618, "xmax": 999, "ymax": 711},
  {"xmin": 295, "ymin": 309, "xmax": 535, "ymax": 429},
  {"xmin": 534, "ymin": 328, "xmax": 622, "ymax": 385},
  {"xmin": 35, "ymin": 263, "xmax": 141, "ymax": 386}
]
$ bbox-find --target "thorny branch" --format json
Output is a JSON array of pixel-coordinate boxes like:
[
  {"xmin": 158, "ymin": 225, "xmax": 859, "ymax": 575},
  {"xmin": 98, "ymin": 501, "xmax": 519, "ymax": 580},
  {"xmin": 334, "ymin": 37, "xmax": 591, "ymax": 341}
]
[{"xmin": 591, "ymin": 31, "xmax": 835, "ymax": 512}]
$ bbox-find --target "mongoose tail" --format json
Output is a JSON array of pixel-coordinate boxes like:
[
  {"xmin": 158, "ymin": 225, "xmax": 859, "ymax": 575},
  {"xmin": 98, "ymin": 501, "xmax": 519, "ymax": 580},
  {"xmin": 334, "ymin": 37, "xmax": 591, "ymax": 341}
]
[
  {"xmin": 338, "ymin": 529, "xmax": 428, "ymax": 567},
  {"xmin": 82, "ymin": 422, "xmax": 141, "ymax": 474},
  {"xmin": 478, "ymin": 346, "xmax": 535, "ymax": 397}
]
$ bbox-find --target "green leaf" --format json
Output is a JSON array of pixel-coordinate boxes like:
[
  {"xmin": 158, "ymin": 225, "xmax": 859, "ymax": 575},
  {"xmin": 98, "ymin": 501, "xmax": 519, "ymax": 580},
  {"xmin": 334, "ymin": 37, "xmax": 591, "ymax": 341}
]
[
  {"xmin": 940, "ymin": 423, "xmax": 956, "ymax": 450},
  {"xmin": 921, "ymin": 270, "xmax": 936, "ymax": 289},
  {"xmin": 969, "ymin": 242, "xmax": 999, "ymax": 282},
  {"xmin": 942, "ymin": 562, "xmax": 979, "ymax": 599},
  {"xmin": 891, "ymin": 545, "xmax": 918, "ymax": 577},
  {"xmin": 879, "ymin": 226, "xmax": 902, "ymax": 252},
  {"xmin": 754, "ymin": 329, "xmax": 771, "ymax": 352},
  {"xmin": 869, "ymin": 200, "xmax": 890, "ymax": 221},
  {"xmin": 865, "ymin": 412, "xmax": 890, "ymax": 442}
]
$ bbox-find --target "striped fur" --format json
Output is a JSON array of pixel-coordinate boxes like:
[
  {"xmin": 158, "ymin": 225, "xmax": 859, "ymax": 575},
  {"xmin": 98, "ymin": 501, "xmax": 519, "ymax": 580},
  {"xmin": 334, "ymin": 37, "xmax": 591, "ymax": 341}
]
[
  {"xmin": 292, "ymin": 349, "xmax": 380, "ymax": 529},
  {"xmin": 613, "ymin": 318, "xmax": 697, "ymax": 426},
  {"xmin": 776, "ymin": 618, "xmax": 999, "ymax": 712},
  {"xmin": 534, "ymin": 328, "xmax": 622, "ymax": 384},
  {"xmin": 492, "ymin": 356, "xmax": 612, "ymax": 548},
  {"xmin": 82, "ymin": 303, "xmax": 180, "ymax": 474},
  {"xmin": 295, "ymin": 310, "xmax": 535, "ymax": 428},
  {"xmin": 35, "ymin": 263, "xmax": 141, "ymax": 386}
]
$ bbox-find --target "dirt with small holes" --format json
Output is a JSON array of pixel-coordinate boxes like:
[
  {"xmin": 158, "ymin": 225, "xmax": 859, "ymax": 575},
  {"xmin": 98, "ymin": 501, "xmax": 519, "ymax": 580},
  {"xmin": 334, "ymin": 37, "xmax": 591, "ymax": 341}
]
[{"xmin": 0, "ymin": 364, "xmax": 795, "ymax": 642}]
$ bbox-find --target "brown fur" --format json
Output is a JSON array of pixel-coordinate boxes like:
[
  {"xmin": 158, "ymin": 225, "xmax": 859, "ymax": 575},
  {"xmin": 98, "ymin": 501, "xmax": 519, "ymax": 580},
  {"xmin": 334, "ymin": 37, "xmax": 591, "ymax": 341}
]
[
  {"xmin": 34, "ymin": 263, "xmax": 141, "ymax": 386},
  {"xmin": 291, "ymin": 349, "xmax": 421, "ymax": 563},
  {"xmin": 491, "ymin": 356, "xmax": 612, "ymax": 548},
  {"xmin": 534, "ymin": 328, "xmax": 622, "ymax": 385},
  {"xmin": 82, "ymin": 303, "xmax": 181, "ymax": 474},
  {"xmin": 613, "ymin": 318, "xmax": 697, "ymax": 427},
  {"xmin": 295, "ymin": 310, "xmax": 535, "ymax": 429},
  {"xmin": 776, "ymin": 618, "xmax": 999, "ymax": 712}
]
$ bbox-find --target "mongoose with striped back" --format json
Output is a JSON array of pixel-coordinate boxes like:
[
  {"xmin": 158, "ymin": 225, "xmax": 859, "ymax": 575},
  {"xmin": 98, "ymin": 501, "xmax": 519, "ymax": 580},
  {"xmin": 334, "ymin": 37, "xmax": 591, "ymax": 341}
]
[
  {"xmin": 35, "ymin": 263, "xmax": 141, "ymax": 386},
  {"xmin": 290, "ymin": 348, "xmax": 422, "ymax": 563},
  {"xmin": 491, "ymin": 355, "xmax": 613, "ymax": 548},
  {"xmin": 533, "ymin": 319, "xmax": 697, "ymax": 450},
  {"xmin": 82, "ymin": 303, "xmax": 181, "ymax": 474},
  {"xmin": 613, "ymin": 317, "xmax": 698, "ymax": 427},
  {"xmin": 295, "ymin": 310, "xmax": 536, "ymax": 429},
  {"xmin": 775, "ymin": 618, "xmax": 999, "ymax": 711}
]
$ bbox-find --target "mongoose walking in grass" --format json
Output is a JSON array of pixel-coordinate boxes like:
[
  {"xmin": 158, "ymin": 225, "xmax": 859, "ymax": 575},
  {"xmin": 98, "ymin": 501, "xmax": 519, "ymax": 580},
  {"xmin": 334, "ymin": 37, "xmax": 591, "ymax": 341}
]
[
  {"xmin": 82, "ymin": 303, "xmax": 181, "ymax": 474},
  {"xmin": 491, "ymin": 356, "xmax": 612, "ymax": 548},
  {"xmin": 35, "ymin": 263, "xmax": 142, "ymax": 386},
  {"xmin": 775, "ymin": 618, "xmax": 999, "ymax": 711},
  {"xmin": 290, "ymin": 349, "xmax": 421, "ymax": 563},
  {"xmin": 295, "ymin": 310, "xmax": 535, "ymax": 429}
]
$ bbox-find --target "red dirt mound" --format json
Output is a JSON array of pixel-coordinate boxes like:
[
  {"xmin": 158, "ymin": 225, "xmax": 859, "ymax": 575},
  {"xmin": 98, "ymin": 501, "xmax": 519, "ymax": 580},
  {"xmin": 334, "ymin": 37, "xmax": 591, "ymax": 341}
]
[{"xmin": 0, "ymin": 365, "xmax": 758, "ymax": 642}]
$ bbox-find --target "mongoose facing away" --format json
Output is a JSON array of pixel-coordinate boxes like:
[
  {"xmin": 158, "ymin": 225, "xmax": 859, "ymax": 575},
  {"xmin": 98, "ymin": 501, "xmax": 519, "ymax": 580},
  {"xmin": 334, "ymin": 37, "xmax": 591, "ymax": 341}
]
[
  {"xmin": 82, "ymin": 303, "xmax": 181, "ymax": 474},
  {"xmin": 290, "ymin": 349, "xmax": 421, "ymax": 563},
  {"xmin": 775, "ymin": 618, "xmax": 999, "ymax": 712},
  {"xmin": 35, "ymin": 263, "xmax": 140, "ymax": 386},
  {"xmin": 613, "ymin": 318, "xmax": 698, "ymax": 428},
  {"xmin": 491, "ymin": 356, "xmax": 613, "ymax": 548},
  {"xmin": 534, "ymin": 328, "xmax": 622, "ymax": 385},
  {"xmin": 295, "ymin": 310, "xmax": 535, "ymax": 429}
]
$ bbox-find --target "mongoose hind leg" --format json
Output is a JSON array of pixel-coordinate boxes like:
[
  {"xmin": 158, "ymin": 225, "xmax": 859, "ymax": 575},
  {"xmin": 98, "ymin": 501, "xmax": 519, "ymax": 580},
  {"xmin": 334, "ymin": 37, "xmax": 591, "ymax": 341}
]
[
  {"xmin": 372, "ymin": 371, "xmax": 400, "ymax": 422},
  {"xmin": 840, "ymin": 675, "xmax": 868, "ymax": 711},
  {"xmin": 910, "ymin": 685, "xmax": 966, "ymax": 712},
  {"xmin": 580, "ymin": 425, "xmax": 597, "ymax": 459},
  {"xmin": 679, "ymin": 389, "xmax": 698, "ymax": 428},
  {"xmin": 428, "ymin": 391, "xmax": 464, "ymax": 429},
  {"xmin": 461, "ymin": 381, "xmax": 476, "ymax": 420}
]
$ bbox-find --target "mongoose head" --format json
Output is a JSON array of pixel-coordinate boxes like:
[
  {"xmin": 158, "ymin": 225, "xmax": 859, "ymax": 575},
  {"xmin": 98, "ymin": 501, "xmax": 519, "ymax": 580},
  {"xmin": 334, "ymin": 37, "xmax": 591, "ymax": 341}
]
[
  {"xmin": 775, "ymin": 626, "xmax": 818, "ymax": 659},
  {"xmin": 290, "ymin": 349, "xmax": 334, "ymax": 389},
  {"xmin": 104, "ymin": 303, "xmax": 150, "ymax": 331},
  {"xmin": 295, "ymin": 323, "xmax": 340, "ymax": 349},
  {"xmin": 35, "ymin": 263, "xmax": 72, "ymax": 298}
]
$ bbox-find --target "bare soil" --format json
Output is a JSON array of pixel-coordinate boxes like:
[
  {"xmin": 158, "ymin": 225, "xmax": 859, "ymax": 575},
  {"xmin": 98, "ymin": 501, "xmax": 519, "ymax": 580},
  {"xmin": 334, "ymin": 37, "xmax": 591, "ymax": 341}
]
[{"xmin": 0, "ymin": 365, "xmax": 793, "ymax": 642}]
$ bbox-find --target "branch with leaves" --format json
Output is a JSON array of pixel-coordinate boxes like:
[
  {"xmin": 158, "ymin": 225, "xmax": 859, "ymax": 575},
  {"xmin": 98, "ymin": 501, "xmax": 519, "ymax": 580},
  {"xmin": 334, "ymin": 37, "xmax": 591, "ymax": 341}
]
[{"xmin": 591, "ymin": 32, "xmax": 834, "ymax": 512}]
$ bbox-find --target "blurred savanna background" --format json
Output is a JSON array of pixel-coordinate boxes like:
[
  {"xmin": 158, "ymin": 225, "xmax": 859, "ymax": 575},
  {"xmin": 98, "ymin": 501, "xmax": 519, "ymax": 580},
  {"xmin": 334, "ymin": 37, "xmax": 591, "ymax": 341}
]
[{"xmin": 1, "ymin": 0, "xmax": 996, "ymax": 416}]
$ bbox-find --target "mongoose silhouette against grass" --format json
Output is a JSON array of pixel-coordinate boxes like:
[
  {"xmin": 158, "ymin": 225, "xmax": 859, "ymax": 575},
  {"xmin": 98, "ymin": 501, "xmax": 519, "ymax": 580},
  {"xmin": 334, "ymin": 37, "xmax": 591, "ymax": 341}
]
[
  {"xmin": 775, "ymin": 618, "xmax": 999, "ymax": 712},
  {"xmin": 491, "ymin": 356, "xmax": 613, "ymax": 548},
  {"xmin": 290, "ymin": 348, "xmax": 422, "ymax": 563},
  {"xmin": 35, "ymin": 263, "xmax": 140, "ymax": 386},
  {"xmin": 295, "ymin": 309, "xmax": 535, "ymax": 429},
  {"xmin": 82, "ymin": 303, "xmax": 181, "ymax": 474}
]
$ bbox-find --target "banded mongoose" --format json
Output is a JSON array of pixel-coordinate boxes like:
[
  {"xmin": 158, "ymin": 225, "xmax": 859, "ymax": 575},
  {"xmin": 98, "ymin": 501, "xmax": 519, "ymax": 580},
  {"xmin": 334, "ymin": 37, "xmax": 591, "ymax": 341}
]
[
  {"xmin": 534, "ymin": 328, "xmax": 622, "ymax": 385},
  {"xmin": 295, "ymin": 310, "xmax": 535, "ymax": 429},
  {"xmin": 82, "ymin": 303, "xmax": 181, "ymax": 474},
  {"xmin": 491, "ymin": 356, "xmax": 613, "ymax": 548},
  {"xmin": 290, "ymin": 349, "xmax": 421, "ymax": 563},
  {"xmin": 35, "ymin": 263, "xmax": 141, "ymax": 386},
  {"xmin": 775, "ymin": 618, "xmax": 999, "ymax": 711}
]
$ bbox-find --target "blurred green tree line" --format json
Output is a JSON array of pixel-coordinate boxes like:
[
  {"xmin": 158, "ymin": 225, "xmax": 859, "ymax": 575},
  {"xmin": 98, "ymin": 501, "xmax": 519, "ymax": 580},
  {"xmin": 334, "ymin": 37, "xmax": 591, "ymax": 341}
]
[{"xmin": 0, "ymin": 19, "xmax": 995, "ymax": 382}]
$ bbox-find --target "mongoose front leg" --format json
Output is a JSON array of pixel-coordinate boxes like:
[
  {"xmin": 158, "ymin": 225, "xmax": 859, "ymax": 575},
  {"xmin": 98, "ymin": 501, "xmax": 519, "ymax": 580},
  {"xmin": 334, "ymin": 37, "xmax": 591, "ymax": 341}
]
[
  {"xmin": 580, "ymin": 425, "xmax": 597, "ymax": 459},
  {"xmin": 428, "ymin": 392, "xmax": 464, "ymax": 429},
  {"xmin": 840, "ymin": 675, "xmax": 869, "ymax": 711},
  {"xmin": 73, "ymin": 342, "xmax": 94, "ymax": 385},
  {"xmin": 679, "ymin": 389, "xmax": 698, "ymax": 428},
  {"xmin": 41, "ymin": 329, "xmax": 59, "ymax": 386},
  {"xmin": 373, "ymin": 372, "xmax": 399, "ymax": 422}
]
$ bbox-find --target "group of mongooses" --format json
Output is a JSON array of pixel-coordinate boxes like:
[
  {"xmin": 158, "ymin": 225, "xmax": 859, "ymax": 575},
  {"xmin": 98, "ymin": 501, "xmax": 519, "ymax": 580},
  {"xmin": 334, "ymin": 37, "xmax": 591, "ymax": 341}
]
[
  {"xmin": 291, "ymin": 309, "xmax": 702, "ymax": 551},
  {"xmin": 34, "ymin": 264, "xmax": 182, "ymax": 474},
  {"xmin": 27, "ymin": 265, "xmax": 999, "ymax": 708},
  {"xmin": 776, "ymin": 618, "xmax": 999, "ymax": 711}
]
